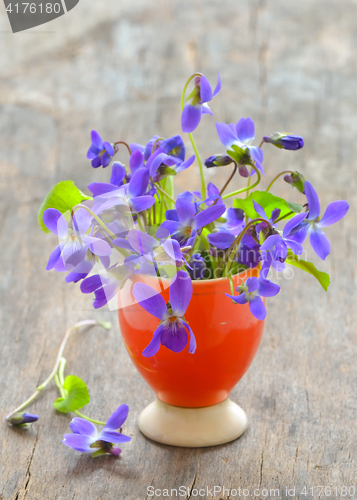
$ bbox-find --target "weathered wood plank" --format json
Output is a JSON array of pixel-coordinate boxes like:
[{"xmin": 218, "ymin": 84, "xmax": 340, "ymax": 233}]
[{"xmin": 0, "ymin": 0, "xmax": 356, "ymax": 499}]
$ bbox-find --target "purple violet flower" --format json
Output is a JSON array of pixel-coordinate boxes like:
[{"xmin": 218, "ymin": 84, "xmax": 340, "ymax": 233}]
[
  {"xmin": 156, "ymin": 197, "xmax": 226, "ymax": 246},
  {"xmin": 263, "ymin": 133, "xmax": 304, "ymax": 150},
  {"xmin": 207, "ymin": 207, "xmax": 245, "ymax": 249},
  {"xmin": 87, "ymin": 130, "xmax": 116, "ymax": 168},
  {"xmin": 204, "ymin": 182, "xmax": 224, "ymax": 206},
  {"xmin": 121, "ymin": 230, "xmax": 186, "ymax": 268},
  {"xmin": 65, "ymin": 250, "xmax": 110, "ymax": 284},
  {"xmin": 215, "ymin": 117, "xmax": 264, "ymax": 175},
  {"xmin": 92, "ymin": 168, "xmax": 155, "ymax": 214},
  {"xmin": 43, "ymin": 208, "xmax": 112, "ymax": 272},
  {"xmin": 289, "ymin": 181, "xmax": 349, "ymax": 260},
  {"xmin": 181, "ymin": 73, "xmax": 221, "ymax": 133},
  {"xmin": 81, "ymin": 261, "xmax": 136, "ymax": 308},
  {"xmin": 133, "ymin": 270, "xmax": 196, "ymax": 356},
  {"xmin": 87, "ymin": 162, "xmax": 127, "ymax": 197},
  {"xmin": 226, "ymin": 276, "xmax": 280, "ymax": 321},
  {"xmin": 63, "ymin": 404, "xmax": 131, "ymax": 457},
  {"xmin": 260, "ymin": 212, "xmax": 308, "ymax": 262},
  {"xmin": 149, "ymin": 152, "xmax": 195, "ymax": 183}
]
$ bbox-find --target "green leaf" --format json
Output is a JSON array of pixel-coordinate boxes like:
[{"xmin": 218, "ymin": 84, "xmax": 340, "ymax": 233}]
[
  {"xmin": 233, "ymin": 191, "xmax": 303, "ymax": 220},
  {"xmin": 53, "ymin": 375, "xmax": 90, "ymax": 413},
  {"xmin": 286, "ymin": 201, "xmax": 303, "ymax": 213},
  {"xmin": 38, "ymin": 180, "xmax": 92, "ymax": 233},
  {"xmin": 286, "ymin": 250, "xmax": 330, "ymax": 291}
]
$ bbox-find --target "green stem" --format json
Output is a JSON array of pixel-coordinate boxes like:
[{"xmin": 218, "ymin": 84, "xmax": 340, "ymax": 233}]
[
  {"xmin": 6, "ymin": 320, "xmax": 107, "ymax": 421},
  {"xmin": 75, "ymin": 205, "xmax": 129, "ymax": 256},
  {"xmin": 180, "ymin": 73, "xmax": 202, "ymax": 111},
  {"xmin": 58, "ymin": 357, "xmax": 66, "ymax": 386},
  {"xmin": 274, "ymin": 211, "xmax": 294, "ymax": 223},
  {"xmin": 76, "ymin": 205, "xmax": 117, "ymax": 239},
  {"xmin": 266, "ymin": 170, "xmax": 295, "ymax": 193},
  {"xmin": 223, "ymin": 218, "xmax": 272, "ymax": 277},
  {"xmin": 222, "ymin": 163, "xmax": 261, "ymax": 200},
  {"xmin": 54, "ymin": 374, "xmax": 66, "ymax": 398},
  {"xmin": 188, "ymin": 133, "xmax": 206, "ymax": 201},
  {"xmin": 165, "ymin": 176, "xmax": 175, "ymax": 210},
  {"xmin": 228, "ymin": 275, "xmax": 235, "ymax": 295},
  {"xmin": 153, "ymin": 181, "xmax": 176, "ymax": 205},
  {"xmin": 74, "ymin": 411, "xmax": 106, "ymax": 426},
  {"xmin": 159, "ymin": 178, "xmax": 167, "ymax": 223}
]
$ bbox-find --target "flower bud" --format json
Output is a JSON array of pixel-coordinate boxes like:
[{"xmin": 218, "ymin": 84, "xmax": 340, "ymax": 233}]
[
  {"xmin": 263, "ymin": 133, "xmax": 304, "ymax": 150},
  {"xmin": 204, "ymin": 155, "xmax": 233, "ymax": 168},
  {"xmin": 8, "ymin": 412, "xmax": 39, "ymax": 426},
  {"xmin": 284, "ymin": 171, "xmax": 306, "ymax": 193}
]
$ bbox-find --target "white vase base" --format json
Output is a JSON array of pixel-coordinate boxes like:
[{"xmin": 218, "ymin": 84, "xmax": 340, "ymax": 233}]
[{"xmin": 138, "ymin": 397, "xmax": 248, "ymax": 448}]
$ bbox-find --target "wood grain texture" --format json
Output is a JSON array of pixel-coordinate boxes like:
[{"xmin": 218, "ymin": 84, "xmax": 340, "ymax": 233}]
[{"xmin": 0, "ymin": 0, "xmax": 356, "ymax": 499}]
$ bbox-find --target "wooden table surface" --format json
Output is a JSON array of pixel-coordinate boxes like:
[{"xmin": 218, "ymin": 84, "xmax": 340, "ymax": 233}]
[{"xmin": 0, "ymin": 1, "xmax": 356, "ymax": 499}]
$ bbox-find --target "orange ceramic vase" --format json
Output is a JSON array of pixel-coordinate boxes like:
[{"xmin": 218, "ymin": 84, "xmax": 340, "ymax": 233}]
[{"xmin": 118, "ymin": 266, "xmax": 265, "ymax": 409}]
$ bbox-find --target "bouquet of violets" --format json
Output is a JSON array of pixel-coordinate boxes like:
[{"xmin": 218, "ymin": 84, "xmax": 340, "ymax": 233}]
[
  {"xmin": 38, "ymin": 71, "xmax": 348, "ymax": 359},
  {"xmin": 6, "ymin": 72, "xmax": 349, "ymax": 457}
]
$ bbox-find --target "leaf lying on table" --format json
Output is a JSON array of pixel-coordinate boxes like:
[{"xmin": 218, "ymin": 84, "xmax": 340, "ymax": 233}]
[
  {"xmin": 234, "ymin": 191, "xmax": 303, "ymax": 220},
  {"xmin": 286, "ymin": 249, "xmax": 330, "ymax": 291},
  {"xmin": 53, "ymin": 375, "xmax": 90, "ymax": 413},
  {"xmin": 38, "ymin": 180, "xmax": 92, "ymax": 233}
]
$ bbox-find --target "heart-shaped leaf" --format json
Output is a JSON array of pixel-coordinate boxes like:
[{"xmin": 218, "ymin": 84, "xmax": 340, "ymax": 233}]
[
  {"xmin": 38, "ymin": 180, "xmax": 91, "ymax": 233},
  {"xmin": 53, "ymin": 375, "xmax": 90, "ymax": 413},
  {"xmin": 234, "ymin": 191, "xmax": 303, "ymax": 220}
]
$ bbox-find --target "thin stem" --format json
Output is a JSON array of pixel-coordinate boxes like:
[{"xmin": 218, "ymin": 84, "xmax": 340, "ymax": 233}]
[
  {"xmin": 223, "ymin": 218, "xmax": 272, "ymax": 276},
  {"xmin": 165, "ymin": 176, "xmax": 175, "ymax": 210},
  {"xmin": 58, "ymin": 357, "xmax": 66, "ymax": 386},
  {"xmin": 54, "ymin": 374, "xmax": 66, "ymax": 398},
  {"xmin": 114, "ymin": 141, "xmax": 132, "ymax": 156},
  {"xmin": 76, "ymin": 205, "xmax": 117, "ymax": 239},
  {"xmin": 228, "ymin": 275, "xmax": 235, "ymax": 295},
  {"xmin": 75, "ymin": 205, "xmax": 128, "ymax": 256},
  {"xmin": 259, "ymin": 140, "xmax": 264, "ymax": 148},
  {"xmin": 274, "ymin": 211, "xmax": 294, "ymax": 223},
  {"xmin": 153, "ymin": 181, "xmax": 175, "ymax": 205},
  {"xmin": 151, "ymin": 137, "xmax": 164, "ymax": 155},
  {"xmin": 180, "ymin": 73, "xmax": 202, "ymax": 111},
  {"xmin": 245, "ymin": 169, "xmax": 253, "ymax": 199},
  {"xmin": 266, "ymin": 170, "xmax": 295, "ymax": 193},
  {"xmin": 218, "ymin": 161, "xmax": 238, "ymax": 198},
  {"xmin": 159, "ymin": 178, "xmax": 167, "ymax": 223},
  {"xmin": 74, "ymin": 411, "xmax": 106, "ymax": 426},
  {"xmin": 188, "ymin": 133, "xmax": 206, "ymax": 201},
  {"xmin": 222, "ymin": 163, "xmax": 261, "ymax": 200},
  {"xmin": 6, "ymin": 320, "xmax": 105, "ymax": 421}
]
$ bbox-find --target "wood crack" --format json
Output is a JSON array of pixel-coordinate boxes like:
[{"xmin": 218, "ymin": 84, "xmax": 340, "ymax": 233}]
[
  {"xmin": 186, "ymin": 473, "xmax": 197, "ymax": 499},
  {"xmin": 13, "ymin": 427, "xmax": 40, "ymax": 500}
]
